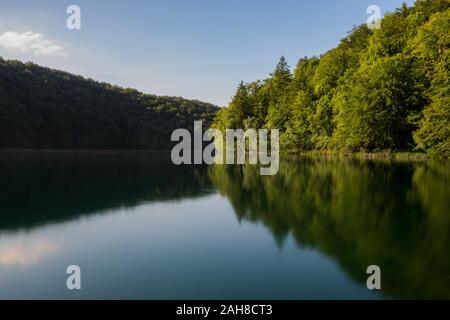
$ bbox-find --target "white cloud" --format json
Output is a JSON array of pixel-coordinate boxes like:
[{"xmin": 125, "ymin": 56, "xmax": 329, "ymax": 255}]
[{"xmin": 0, "ymin": 30, "xmax": 67, "ymax": 57}]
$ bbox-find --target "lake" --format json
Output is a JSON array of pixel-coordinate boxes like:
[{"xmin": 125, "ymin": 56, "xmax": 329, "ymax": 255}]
[{"xmin": 0, "ymin": 150, "xmax": 449, "ymax": 299}]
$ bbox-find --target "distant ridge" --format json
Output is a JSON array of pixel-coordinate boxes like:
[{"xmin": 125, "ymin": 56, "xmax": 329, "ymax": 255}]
[{"xmin": 0, "ymin": 58, "xmax": 218, "ymax": 149}]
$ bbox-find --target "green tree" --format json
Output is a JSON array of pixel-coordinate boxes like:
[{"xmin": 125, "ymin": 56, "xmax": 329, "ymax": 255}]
[
  {"xmin": 213, "ymin": 2, "xmax": 449, "ymax": 156},
  {"xmin": 265, "ymin": 56, "xmax": 293, "ymax": 129},
  {"xmin": 413, "ymin": 9, "xmax": 450, "ymax": 156}
]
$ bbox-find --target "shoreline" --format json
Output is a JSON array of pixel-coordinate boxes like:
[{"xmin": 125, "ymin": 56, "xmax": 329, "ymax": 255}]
[
  {"xmin": 290, "ymin": 151, "xmax": 432, "ymax": 161},
  {"xmin": 0, "ymin": 148, "xmax": 439, "ymax": 161}
]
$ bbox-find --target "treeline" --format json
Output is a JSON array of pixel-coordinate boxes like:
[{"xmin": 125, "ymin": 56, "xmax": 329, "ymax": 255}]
[
  {"xmin": 0, "ymin": 58, "xmax": 218, "ymax": 149},
  {"xmin": 212, "ymin": 0, "xmax": 449, "ymax": 157}
]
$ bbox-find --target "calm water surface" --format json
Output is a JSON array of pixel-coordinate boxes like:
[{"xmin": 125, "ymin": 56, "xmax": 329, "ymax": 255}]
[{"xmin": 0, "ymin": 151, "xmax": 449, "ymax": 299}]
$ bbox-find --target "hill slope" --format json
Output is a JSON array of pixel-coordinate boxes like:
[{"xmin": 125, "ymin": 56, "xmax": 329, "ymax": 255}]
[
  {"xmin": 0, "ymin": 58, "xmax": 218, "ymax": 149},
  {"xmin": 212, "ymin": 0, "xmax": 449, "ymax": 157}
]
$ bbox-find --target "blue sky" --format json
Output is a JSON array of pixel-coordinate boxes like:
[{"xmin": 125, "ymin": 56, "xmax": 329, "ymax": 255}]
[{"xmin": 0, "ymin": 0, "xmax": 415, "ymax": 106}]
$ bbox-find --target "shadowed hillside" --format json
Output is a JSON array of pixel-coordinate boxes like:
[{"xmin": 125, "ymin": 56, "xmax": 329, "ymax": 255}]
[{"xmin": 0, "ymin": 59, "xmax": 218, "ymax": 149}]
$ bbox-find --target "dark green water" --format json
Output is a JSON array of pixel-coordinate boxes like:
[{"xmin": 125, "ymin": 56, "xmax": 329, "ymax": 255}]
[{"xmin": 0, "ymin": 151, "xmax": 449, "ymax": 299}]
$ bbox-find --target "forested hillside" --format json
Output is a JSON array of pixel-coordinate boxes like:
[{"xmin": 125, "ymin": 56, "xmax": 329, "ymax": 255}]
[
  {"xmin": 212, "ymin": 0, "xmax": 449, "ymax": 157},
  {"xmin": 0, "ymin": 59, "xmax": 218, "ymax": 149}
]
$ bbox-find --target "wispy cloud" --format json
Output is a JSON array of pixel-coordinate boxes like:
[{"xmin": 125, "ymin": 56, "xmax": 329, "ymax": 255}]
[{"xmin": 0, "ymin": 31, "xmax": 67, "ymax": 57}]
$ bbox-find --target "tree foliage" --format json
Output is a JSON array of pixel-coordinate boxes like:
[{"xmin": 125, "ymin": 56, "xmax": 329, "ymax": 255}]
[{"xmin": 212, "ymin": 0, "xmax": 450, "ymax": 157}]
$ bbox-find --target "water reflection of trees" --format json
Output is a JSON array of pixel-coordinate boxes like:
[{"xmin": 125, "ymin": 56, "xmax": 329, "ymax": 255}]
[
  {"xmin": 209, "ymin": 159, "xmax": 450, "ymax": 299},
  {"xmin": 0, "ymin": 151, "xmax": 213, "ymax": 231}
]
